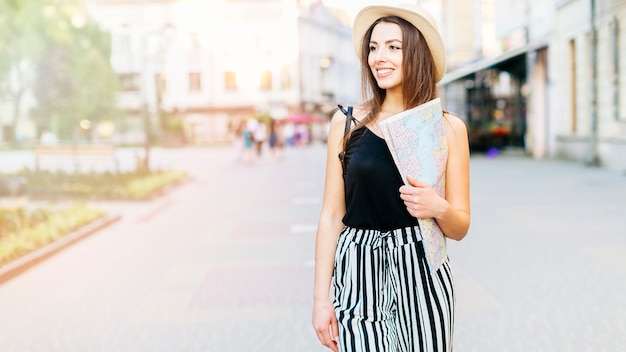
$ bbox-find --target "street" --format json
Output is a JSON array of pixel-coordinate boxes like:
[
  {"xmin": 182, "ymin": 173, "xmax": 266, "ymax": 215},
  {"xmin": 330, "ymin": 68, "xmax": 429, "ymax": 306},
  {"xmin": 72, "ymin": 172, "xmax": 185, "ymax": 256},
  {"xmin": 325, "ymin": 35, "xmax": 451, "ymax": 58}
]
[{"xmin": 0, "ymin": 144, "xmax": 625, "ymax": 351}]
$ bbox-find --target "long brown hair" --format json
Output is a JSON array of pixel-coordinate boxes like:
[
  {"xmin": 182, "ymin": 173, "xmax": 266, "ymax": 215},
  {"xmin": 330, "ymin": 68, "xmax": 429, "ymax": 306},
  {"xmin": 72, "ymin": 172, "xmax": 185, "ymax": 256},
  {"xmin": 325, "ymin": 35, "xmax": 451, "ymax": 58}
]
[{"xmin": 357, "ymin": 16, "xmax": 439, "ymax": 127}]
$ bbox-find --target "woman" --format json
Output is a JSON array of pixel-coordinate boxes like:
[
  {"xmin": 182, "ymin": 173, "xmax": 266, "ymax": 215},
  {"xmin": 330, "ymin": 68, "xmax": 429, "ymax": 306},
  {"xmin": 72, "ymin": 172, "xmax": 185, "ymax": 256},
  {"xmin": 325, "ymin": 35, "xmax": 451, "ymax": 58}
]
[{"xmin": 312, "ymin": 4, "xmax": 470, "ymax": 352}]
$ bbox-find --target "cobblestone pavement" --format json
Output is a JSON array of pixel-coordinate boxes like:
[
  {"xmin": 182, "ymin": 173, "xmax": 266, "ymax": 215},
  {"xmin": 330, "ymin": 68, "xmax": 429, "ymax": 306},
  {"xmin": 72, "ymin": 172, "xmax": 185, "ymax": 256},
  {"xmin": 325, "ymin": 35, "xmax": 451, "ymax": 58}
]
[
  {"xmin": 450, "ymin": 151, "xmax": 626, "ymax": 352},
  {"xmin": 0, "ymin": 145, "xmax": 624, "ymax": 351}
]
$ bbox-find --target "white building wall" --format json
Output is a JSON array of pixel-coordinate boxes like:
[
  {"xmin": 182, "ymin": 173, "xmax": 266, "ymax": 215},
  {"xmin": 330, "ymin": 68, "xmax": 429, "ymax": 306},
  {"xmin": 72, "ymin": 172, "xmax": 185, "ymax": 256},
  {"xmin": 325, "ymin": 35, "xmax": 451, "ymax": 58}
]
[
  {"xmin": 87, "ymin": 0, "xmax": 356, "ymax": 144},
  {"xmin": 594, "ymin": 0, "xmax": 626, "ymax": 170},
  {"xmin": 527, "ymin": 0, "xmax": 554, "ymax": 42},
  {"xmin": 526, "ymin": 49, "xmax": 549, "ymax": 158},
  {"xmin": 550, "ymin": 0, "xmax": 626, "ymax": 170},
  {"xmin": 297, "ymin": 5, "xmax": 359, "ymax": 112}
]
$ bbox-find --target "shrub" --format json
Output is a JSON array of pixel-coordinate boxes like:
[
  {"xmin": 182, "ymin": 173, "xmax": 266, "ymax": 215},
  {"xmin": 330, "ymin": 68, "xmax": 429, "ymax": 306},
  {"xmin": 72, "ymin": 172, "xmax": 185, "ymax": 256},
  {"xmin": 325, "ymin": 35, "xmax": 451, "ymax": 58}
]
[
  {"xmin": 0, "ymin": 203, "xmax": 105, "ymax": 266},
  {"xmin": 6, "ymin": 169, "xmax": 188, "ymax": 200}
]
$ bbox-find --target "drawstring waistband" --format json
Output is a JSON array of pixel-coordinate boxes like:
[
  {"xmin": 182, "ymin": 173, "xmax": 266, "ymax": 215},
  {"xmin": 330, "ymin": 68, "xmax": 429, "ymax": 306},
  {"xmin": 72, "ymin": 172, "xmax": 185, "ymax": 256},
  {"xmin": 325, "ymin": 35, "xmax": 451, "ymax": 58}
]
[
  {"xmin": 338, "ymin": 224, "xmax": 447, "ymax": 275},
  {"xmin": 343, "ymin": 226, "xmax": 424, "ymax": 249}
]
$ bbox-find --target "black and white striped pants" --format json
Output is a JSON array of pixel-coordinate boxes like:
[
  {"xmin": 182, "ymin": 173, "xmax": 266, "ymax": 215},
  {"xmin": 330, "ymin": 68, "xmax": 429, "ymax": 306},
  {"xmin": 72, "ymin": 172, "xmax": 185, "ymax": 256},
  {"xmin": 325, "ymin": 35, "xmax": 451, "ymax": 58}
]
[{"xmin": 332, "ymin": 226, "xmax": 455, "ymax": 352}]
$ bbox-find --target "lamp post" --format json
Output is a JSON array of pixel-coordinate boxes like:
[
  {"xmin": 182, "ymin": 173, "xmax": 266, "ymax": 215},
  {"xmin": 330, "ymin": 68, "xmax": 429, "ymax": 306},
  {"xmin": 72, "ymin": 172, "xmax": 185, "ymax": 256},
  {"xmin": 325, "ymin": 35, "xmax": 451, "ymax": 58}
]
[
  {"xmin": 586, "ymin": 0, "xmax": 600, "ymax": 166},
  {"xmin": 140, "ymin": 33, "xmax": 153, "ymax": 173},
  {"xmin": 142, "ymin": 103, "xmax": 151, "ymax": 172},
  {"xmin": 140, "ymin": 23, "xmax": 175, "ymax": 173}
]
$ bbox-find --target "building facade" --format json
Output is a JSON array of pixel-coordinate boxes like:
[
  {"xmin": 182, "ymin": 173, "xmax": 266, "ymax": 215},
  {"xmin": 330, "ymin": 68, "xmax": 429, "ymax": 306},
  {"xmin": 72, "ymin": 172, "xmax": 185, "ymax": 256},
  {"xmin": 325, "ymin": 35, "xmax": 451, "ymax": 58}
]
[
  {"xmin": 438, "ymin": 0, "xmax": 626, "ymax": 171},
  {"xmin": 87, "ymin": 0, "xmax": 359, "ymax": 145},
  {"xmin": 438, "ymin": 0, "xmax": 552, "ymax": 155},
  {"xmin": 550, "ymin": 0, "xmax": 626, "ymax": 170}
]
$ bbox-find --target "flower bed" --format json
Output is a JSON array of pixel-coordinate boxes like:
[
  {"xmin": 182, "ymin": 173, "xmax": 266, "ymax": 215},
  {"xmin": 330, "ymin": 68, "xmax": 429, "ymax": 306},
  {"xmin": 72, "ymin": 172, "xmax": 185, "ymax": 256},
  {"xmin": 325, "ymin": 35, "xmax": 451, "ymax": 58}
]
[
  {"xmin": 0, "ymin": 169, "xmax": 189, "ymax": 268},
  {"xmin": 9, "ymin": 169, "xmax": 189, "ymax": 200},
  {"xmin": 0, "ymin": 203, "xmax": 105, "ymax": 266}
]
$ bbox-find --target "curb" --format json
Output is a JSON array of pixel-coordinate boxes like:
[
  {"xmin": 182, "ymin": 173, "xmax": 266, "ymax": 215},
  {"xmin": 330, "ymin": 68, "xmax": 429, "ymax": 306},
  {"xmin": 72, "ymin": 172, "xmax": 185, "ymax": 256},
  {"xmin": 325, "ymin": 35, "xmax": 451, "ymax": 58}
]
[{"xmin": 0, "ymin": 213, "xmax": 122, "ymax": 285}]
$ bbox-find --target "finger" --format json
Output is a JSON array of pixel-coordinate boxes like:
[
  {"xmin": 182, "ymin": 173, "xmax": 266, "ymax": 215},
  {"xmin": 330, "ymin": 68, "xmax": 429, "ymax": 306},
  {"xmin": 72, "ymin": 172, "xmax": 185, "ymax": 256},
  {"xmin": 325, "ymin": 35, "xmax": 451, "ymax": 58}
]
[
  {"xmin": 314, "ymin": 328, "xmax": 325, "ymax": 344},
  {"xmin": 400, "ymin": 191, "xmax": 420, "ymax": 203},
  {"xmin": 330, "ymin": 319, "xmax": 339, "ymax": 345},
  {"xmin": 324, "ymin": 337, "xmax": 338, "ymax": 352},
  {"xmin": 324, "ymin": 334, "xmax": 339, "ymax": 352},
  {"xmin": 406, "ymin": 175, "xmax": 429, "ymax": 188},
  {"xmin": 314, "ymin": 326, "xmax": 337, "ymax": 351},
  {"xmin": 404, "ymin": 199, "xmax": 422, "ymax": 212},
  {"xmin": 399, "ymin": 185, "xmax": 418, "ymax": 196}
]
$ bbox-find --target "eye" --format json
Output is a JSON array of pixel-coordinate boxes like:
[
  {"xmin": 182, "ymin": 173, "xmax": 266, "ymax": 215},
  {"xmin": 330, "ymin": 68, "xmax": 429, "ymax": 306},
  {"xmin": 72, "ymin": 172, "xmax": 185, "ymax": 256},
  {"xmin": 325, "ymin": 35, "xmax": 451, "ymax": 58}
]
[
  {"xmin": 390, "ymin": 45, "xmax": 401, "ymax": 50},
  {"xmin": 369, "ymin": 45, "xmax": 377, "ymax": 52}
]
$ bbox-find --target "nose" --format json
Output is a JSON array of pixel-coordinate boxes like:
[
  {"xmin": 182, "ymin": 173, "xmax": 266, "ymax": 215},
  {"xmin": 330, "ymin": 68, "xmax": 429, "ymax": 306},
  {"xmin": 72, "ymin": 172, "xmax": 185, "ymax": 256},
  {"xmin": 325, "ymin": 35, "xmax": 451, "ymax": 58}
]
[{"xmin": 372, "ymin": 48, "xmax": 388, "ymax": 62}]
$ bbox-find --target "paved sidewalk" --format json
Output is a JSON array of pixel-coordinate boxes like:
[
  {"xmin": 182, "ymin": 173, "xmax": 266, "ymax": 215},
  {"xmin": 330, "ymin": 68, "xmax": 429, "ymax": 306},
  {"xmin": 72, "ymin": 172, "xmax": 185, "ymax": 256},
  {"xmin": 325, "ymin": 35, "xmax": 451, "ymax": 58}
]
[
  {"xmin": 0, "ymin": 145, "xmax": 624, "ymax": 351},
  {"xmin": 450, "ymin": 151, "xmax": 626, "ymax": 352}
]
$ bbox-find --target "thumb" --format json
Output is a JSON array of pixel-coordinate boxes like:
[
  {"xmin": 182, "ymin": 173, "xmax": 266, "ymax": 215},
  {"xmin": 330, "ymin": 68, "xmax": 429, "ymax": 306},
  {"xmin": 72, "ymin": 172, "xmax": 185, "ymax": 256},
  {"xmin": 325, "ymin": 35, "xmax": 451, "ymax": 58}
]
[{"xmin": 406, "ymin": 175, "xmax": 429, "ymax": 188}]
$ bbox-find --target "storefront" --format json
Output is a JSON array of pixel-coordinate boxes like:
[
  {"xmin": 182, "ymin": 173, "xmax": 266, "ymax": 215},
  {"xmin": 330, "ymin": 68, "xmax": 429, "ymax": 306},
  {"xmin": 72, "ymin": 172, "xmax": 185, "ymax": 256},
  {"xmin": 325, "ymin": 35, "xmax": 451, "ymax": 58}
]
[{"xmin": 441, "ymin": 51, "xmax": 529, "ymax": 152}]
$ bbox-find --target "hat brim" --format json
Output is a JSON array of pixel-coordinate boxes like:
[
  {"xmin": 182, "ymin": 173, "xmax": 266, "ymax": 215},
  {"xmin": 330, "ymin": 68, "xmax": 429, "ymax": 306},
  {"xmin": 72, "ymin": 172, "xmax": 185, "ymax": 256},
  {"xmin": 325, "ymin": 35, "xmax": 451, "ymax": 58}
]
[{"xmin": 352, "ymin": 3, "xmax": 446, "ymax": 82}]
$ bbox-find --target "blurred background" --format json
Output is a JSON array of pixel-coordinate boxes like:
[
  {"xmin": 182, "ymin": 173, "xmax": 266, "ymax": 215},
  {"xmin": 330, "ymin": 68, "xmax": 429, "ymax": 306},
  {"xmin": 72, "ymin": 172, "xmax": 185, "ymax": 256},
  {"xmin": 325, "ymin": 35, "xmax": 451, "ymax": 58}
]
[
  {"xmin": 1, "ymin": 0, "xmax": 625, "ymax": 171},
  {"xmin": 1, "ymin": 1, "xmax": 626, "ymax": 351}
]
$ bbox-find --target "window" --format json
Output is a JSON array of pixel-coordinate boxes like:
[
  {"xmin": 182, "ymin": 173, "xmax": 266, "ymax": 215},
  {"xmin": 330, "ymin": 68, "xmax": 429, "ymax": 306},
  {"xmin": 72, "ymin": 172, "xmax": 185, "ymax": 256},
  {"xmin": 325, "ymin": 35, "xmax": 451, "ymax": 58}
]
[
  {"xmin": 569, "ymin": 39, "xmax": 577, "ymax": 132},
  {"xmin": 610, "ymin": 18, "xmax": 623, "ymax": 120},
  {"xmin": 225, "ymin": 71, "xmax": 237, "ymax": 91},
  {"xmin": 155, "ymin": 73, "xmax": 167, "ymax": 94},
  {"xmin": 260, "ymin": 70, "xmax": 272, "ymax": 91},
  {"xmin": 280, "ymin": 65, "xmax": 292, "ymax": 90},
  {"xmin": 189, "ymin": 32, "xmax": 200, "ymax": 50},
  {"xmin": 112, "ymin": 31, "xmax": 131, "ymax": 58},
  {"xmin": 119, "ymin": 73, "xmax": 140, "ymax": 91},
  {"xmin": 189, "ymin": 72, "xmax": 202, "ymax": 92}
]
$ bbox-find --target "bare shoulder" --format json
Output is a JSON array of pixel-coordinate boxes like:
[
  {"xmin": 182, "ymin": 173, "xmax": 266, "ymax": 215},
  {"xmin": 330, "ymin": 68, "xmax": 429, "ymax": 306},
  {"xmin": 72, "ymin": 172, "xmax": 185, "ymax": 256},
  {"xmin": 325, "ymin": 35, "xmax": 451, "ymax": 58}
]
[
  {"xmin": 443, "ymin": 111, "xmax": 468, "ymax": 135},
  {"xmin": 330, "ymin": 108, "xmax": 347, "ymax": 127},
  {"xmin": 443, "ymin": 111, "xmax": 469, "ymax": 153},
  {"xmin": 328, "ymin": 105, "xmax": 355, "ymax": 139}
]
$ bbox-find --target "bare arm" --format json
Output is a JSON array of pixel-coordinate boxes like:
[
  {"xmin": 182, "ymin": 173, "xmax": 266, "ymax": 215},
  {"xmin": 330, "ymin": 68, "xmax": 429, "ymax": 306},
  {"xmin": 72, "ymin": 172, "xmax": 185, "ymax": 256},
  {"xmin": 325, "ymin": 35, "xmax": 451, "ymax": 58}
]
[
  {"xmin": 437, "ymin": 113, "xmax": 471, "ymax": 240},
  {"xmin": 312, "ymin": 109, "xmax": 349, "ymax": 351}
]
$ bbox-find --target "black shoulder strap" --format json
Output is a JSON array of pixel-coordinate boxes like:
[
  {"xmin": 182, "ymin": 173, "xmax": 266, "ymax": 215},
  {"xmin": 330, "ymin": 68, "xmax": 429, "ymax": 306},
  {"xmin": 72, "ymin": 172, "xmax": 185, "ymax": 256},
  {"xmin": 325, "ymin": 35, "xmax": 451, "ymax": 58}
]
[
  {"xmin": 337, "ymin": 105, "xmax": 356, "ymax": 176},
  {"xmin": 337, "ymin": 105, "xmax": 355, "ymax": 134}
]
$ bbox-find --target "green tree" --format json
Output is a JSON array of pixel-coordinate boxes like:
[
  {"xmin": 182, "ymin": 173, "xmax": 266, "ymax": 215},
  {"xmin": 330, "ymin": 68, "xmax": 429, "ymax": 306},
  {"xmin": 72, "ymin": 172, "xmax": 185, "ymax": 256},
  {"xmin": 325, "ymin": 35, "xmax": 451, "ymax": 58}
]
[
  {"xmin": 0, "ymin": 0, "xmax": 120, "ymax": 144},
  {"xmin": 29, "ymin": 0, "xmax": 120, "ymax": 141},
  {"xmin": 0, "ymin": 0, "xmax": 47, "ymax": 143}
]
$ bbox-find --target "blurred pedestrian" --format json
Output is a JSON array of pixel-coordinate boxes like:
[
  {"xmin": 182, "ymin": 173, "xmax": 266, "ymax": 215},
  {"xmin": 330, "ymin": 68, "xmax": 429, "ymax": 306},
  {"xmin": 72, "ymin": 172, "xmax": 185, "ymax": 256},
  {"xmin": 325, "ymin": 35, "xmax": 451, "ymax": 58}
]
[
  {"xmin": 231, "ymin": 118, "xmax": 246, "ymax": 162},
  {"xmin": 295, "ymin": 124, "xmax": 309, "ymax": 146},
  {"xmin": 312, "ymin": 4, "xmax": 470, "ymax": 352},
  {"xmin": 243, "ymin": 118, "xmax": 257, "ymax": 164},
  {"xmin": 283, "ymin": 122, "xmax": 296, "ymax": 147},
  {"xmin": 268, "ymin": 119, "xmax": 284, "ymax": 160},
  {"xmin": 253, "ymin": 119, "xmax": 267, "ymax": 157}
]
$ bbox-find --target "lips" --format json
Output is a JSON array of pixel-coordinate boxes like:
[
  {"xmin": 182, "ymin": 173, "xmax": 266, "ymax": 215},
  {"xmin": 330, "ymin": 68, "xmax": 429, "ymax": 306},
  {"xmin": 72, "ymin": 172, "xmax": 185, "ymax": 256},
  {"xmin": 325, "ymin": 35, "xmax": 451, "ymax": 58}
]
[{"xmin": 376, "ymin": 68, "xmax": 394, "ymax": 77}]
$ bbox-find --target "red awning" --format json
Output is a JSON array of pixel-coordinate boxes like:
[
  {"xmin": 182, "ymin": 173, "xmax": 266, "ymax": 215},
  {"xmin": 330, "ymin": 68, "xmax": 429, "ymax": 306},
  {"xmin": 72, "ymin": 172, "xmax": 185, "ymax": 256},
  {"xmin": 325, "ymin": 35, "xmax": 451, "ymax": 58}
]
[{"xmin": 284, "ymin": 113, "xmax": 321, "ymax": 124}]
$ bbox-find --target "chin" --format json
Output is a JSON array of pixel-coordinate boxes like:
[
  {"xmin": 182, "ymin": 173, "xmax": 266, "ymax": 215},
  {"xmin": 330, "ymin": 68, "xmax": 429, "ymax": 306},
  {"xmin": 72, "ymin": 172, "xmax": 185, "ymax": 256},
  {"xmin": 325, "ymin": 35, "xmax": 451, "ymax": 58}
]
[{"xmin": 376, "ymin": 82, "xmax": 399, "ymax": 90}]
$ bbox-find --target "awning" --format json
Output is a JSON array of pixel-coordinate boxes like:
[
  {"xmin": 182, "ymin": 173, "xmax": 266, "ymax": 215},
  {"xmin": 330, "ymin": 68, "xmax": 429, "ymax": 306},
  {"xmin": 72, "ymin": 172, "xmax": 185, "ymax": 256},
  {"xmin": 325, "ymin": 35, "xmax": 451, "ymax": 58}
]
[
  {"xmin": 284, "ymin": 113, "xmax": 322, "ymax": 124},
  {"xmin": 440, "ymin": 40, "xmax": 548, "ymax": 85}
]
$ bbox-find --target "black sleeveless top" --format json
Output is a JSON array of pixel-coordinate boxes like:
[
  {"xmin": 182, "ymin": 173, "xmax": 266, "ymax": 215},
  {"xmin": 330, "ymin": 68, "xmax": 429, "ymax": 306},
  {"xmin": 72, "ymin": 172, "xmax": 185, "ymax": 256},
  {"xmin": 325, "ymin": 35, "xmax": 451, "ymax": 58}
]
[{"xmin": 342, "ymin": 127, "xmax": 418, "ymax": 231}]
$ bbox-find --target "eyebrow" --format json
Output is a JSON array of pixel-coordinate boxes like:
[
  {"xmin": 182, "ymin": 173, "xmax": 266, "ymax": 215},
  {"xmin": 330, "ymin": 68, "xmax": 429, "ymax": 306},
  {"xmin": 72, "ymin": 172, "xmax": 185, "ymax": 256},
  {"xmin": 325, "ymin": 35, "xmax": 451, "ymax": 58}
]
[{"xmin": 369, "ymin": 39, "xmax": 403, "ymax": 45}]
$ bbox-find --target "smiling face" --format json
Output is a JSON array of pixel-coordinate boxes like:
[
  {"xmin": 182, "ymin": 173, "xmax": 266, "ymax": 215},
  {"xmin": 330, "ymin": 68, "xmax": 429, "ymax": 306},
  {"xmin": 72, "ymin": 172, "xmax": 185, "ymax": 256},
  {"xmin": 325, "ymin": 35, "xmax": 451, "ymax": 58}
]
[{"xmin": 368, "ymin": 22, "xmax": 404, "ymax": 91}]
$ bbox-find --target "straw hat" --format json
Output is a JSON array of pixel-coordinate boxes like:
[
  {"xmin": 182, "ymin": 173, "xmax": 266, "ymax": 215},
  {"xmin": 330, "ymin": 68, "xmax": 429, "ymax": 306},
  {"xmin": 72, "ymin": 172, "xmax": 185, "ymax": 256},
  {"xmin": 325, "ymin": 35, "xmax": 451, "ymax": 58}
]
[{"xmin": 352, "ymin": 3, "xmax": 446, "ymax": 82}]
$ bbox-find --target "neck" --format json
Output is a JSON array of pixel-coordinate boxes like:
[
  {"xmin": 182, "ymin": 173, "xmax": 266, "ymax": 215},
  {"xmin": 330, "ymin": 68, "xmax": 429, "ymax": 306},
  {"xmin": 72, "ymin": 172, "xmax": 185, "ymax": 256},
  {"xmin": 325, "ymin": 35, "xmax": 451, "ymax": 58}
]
[
  {"xmin": 381, "ymin": 103, "xmax": 404, "ymax": 115},
  {"xmin": 381, "ymin": 90, "xmax": 404, "ymax": 114}
]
